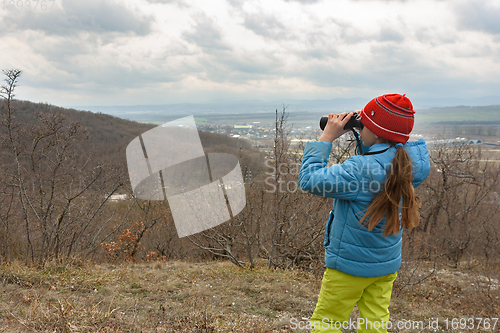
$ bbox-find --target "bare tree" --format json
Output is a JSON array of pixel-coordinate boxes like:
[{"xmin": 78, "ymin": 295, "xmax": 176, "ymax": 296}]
[
  {"xmin": 419, "ymin": 141, "xmax": 500, "ymax": 267},
  {"xmin": 0, "ymin": 69, "xmax": 124, "ymax": 265},
  {"xmin": 0, "ymin": 69, "xmax": 34, "ymax": 264},
  {"xmin": 234, "ymin": 181, "xmax": 265, "ymax": 269},
  {"xmin": 264, "ymin": 106, "xmax": 346, "ymax": 270},
  {"xmin": 267, "ymin": 106, "xmax": 291, "ymax": 268}
]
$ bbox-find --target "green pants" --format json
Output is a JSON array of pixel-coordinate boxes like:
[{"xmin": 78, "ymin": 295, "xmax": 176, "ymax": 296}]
[{"xmin": 310, "ymin": 268, "xmax": 397, "ymax": 333}]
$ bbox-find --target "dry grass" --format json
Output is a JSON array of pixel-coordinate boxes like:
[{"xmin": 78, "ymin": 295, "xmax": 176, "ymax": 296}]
[{"xmin": 0, "ymin": 259, "xmax": 498, "ymax": 332}]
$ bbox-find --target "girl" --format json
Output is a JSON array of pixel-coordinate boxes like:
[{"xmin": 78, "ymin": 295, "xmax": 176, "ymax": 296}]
[{"xmin": 298, "ymin": 94, "xmax": 430, "ymax": 333}]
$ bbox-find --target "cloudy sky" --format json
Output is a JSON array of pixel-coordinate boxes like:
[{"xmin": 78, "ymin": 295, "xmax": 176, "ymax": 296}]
[{"xmin": 1, "ymin": 0, "xmax": 500, "ymax": 107}]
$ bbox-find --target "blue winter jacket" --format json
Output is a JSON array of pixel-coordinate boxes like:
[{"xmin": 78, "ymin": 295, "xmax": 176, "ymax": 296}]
[{"xmin": 298, "ymin": 139, "xmax": 430, "ymax": 278}]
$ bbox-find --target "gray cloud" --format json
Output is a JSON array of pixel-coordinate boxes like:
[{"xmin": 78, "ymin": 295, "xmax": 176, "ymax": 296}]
[
  {"xmin": 243, "ymin": 13, "xmax": 294, "ymax": 40},
  {"xmin": 328, "ymin": 18, "xmax": 371, "ymax": 44},
  {"xmin": 298, "ymin": 65, "xmax": 353, "ymax": 88},
  {"xmin": 184, "ymin": 43, "xmax": 283, "ymax": 85},
  {"xmin": 350, "ymin": 0, "xmax": 410, "ymax": 2},
  {"xmin": 298, "ymin": 48, "xmax": 339, "ymax": 60},
  {"xmin": 146, "ymin": 0, "xmax": 178, "ymax": 3},
  {"xmin": 414, "ymin": 27, "xmax": 457, "ymax": 46},
  {"xmin": 2, "ymin": 0, "xmax": 499, "ymax": 105},
  {"xmin": 455, "ymin": 1, "xmax": 500, "ymax": 34},
  {"xmin": 378, "ymin": 27, "xmax": 405, "ymax": 43},
  {"xmin": 21, "ymin": 57, "xmax": 182, "ymax": 97},
  {"xmin": 226, "ymin": 0, "xmax": 246, "ymax": 9},
  {"xmin": 368, "ymin": 43, "xmax": 431, "ymax": 71},
  {"xmin": 183, "ymin": 15, "xmax": 232, "ymax": 52},
  {"xmin": 144, "ymin": 0, "xmax": 188, "ymax": 7},
  {"xmin": 294, "ymin": 26, "xmax": 342, "ymax": 59},
  {"xmin": 283, "ymin": 0, "xmax": 323, "ymax": 3},
  {"xmin": 1, "ymin": 0, "xmax": 152, "ymax": 36},
  {"xmin": 18, "ymin": 35, "xmax": 185, "ymax": 95},
  {"xmin": 219, "ymin": 52, "xmax": 281, "ymax": 77},
  {"xmin": 294, "ymin": 41, "xmax": 444, "ymax": 93}
]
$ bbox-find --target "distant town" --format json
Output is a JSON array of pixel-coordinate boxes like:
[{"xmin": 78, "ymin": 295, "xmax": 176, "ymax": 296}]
[
  {"xmin": 196, "ymin": 121, "xmax": 500, "ymax": 162},
  {"xmin": 197, "ymin": 122, "xmax": 320, "ymax": 149},
  {"xmin": 198, "ymin": 122, "xmax": 431, "ymax": 148}
]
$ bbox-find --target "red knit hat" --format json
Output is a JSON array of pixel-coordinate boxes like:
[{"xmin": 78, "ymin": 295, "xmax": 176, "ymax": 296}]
[{"xmin": 360, "ymin": 93, "xmax": 415, "ymax": 144}]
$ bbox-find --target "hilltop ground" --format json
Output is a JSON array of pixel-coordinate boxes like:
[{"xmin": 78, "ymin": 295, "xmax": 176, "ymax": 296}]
[{"xmin": 0, "ymin": 259, "xmax": 498, "ymax": 332}]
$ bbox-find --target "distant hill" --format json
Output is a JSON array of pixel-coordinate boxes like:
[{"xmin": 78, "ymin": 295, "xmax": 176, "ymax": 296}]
[
  {"xmin": 415, "ymin": 105, "xmax": 500, "ymax": 124},
  {"xmin": 69, "ymin": 99, "xmax": 500, "ymax": 126},
  {"xmin": 5, "ymin": 100, "xmax": 265, "ymax": 184},
  {"xmin": 10, "ymin": 100, "xmax": 155, "ymax": 165}
]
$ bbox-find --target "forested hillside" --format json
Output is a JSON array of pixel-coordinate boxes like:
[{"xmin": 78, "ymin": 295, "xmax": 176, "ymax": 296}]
[
  {"xmin": 8, "ymin": 100, "xmax": 264, "ymax": 177},
  {"xmin": 0, "ymin": 87, "xmax": 265, "ymax": 265}
]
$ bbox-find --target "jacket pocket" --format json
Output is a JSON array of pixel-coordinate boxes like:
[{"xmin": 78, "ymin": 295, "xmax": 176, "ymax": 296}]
[{"xmin": 324, "ymin": 210, "xmax": 334, "ymax": 247}]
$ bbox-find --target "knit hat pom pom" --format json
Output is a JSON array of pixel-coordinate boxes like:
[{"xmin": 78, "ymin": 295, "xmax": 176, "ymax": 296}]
[{"xmin": 383, "ymin": 93, "xmax": 413, "ymax": 112}]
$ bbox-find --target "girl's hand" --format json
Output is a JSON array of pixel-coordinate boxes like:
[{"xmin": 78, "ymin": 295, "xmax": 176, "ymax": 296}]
[{"xmin": 319, "ymin": 112, "xmax": 353, "ymax": 142}]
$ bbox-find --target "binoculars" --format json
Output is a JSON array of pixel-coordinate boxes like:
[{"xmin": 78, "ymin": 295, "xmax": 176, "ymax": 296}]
[{"xmin": 320, "ymin": 113, "xmax": 364, "ymax": 131}]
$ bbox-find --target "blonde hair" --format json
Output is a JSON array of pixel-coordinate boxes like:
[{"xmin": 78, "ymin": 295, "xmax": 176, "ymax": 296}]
[{"xmin": 359, "ymin": 145, "xmax": 422, "ymax": 236}]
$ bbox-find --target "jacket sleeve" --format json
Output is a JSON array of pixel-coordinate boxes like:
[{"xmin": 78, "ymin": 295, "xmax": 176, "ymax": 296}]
[
  {"xmin": 298, "ymin": 141, "xmax": 361, "ymax": 200},
  {"xmin": 408, "ymin": 139, "xmax": 431, "ymax": 188}
]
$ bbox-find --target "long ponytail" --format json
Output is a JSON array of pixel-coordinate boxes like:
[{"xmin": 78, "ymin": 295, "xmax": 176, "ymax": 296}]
[{"xmin": 359, "ymin": 146, "xmax": 422, "ymax": 236}]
